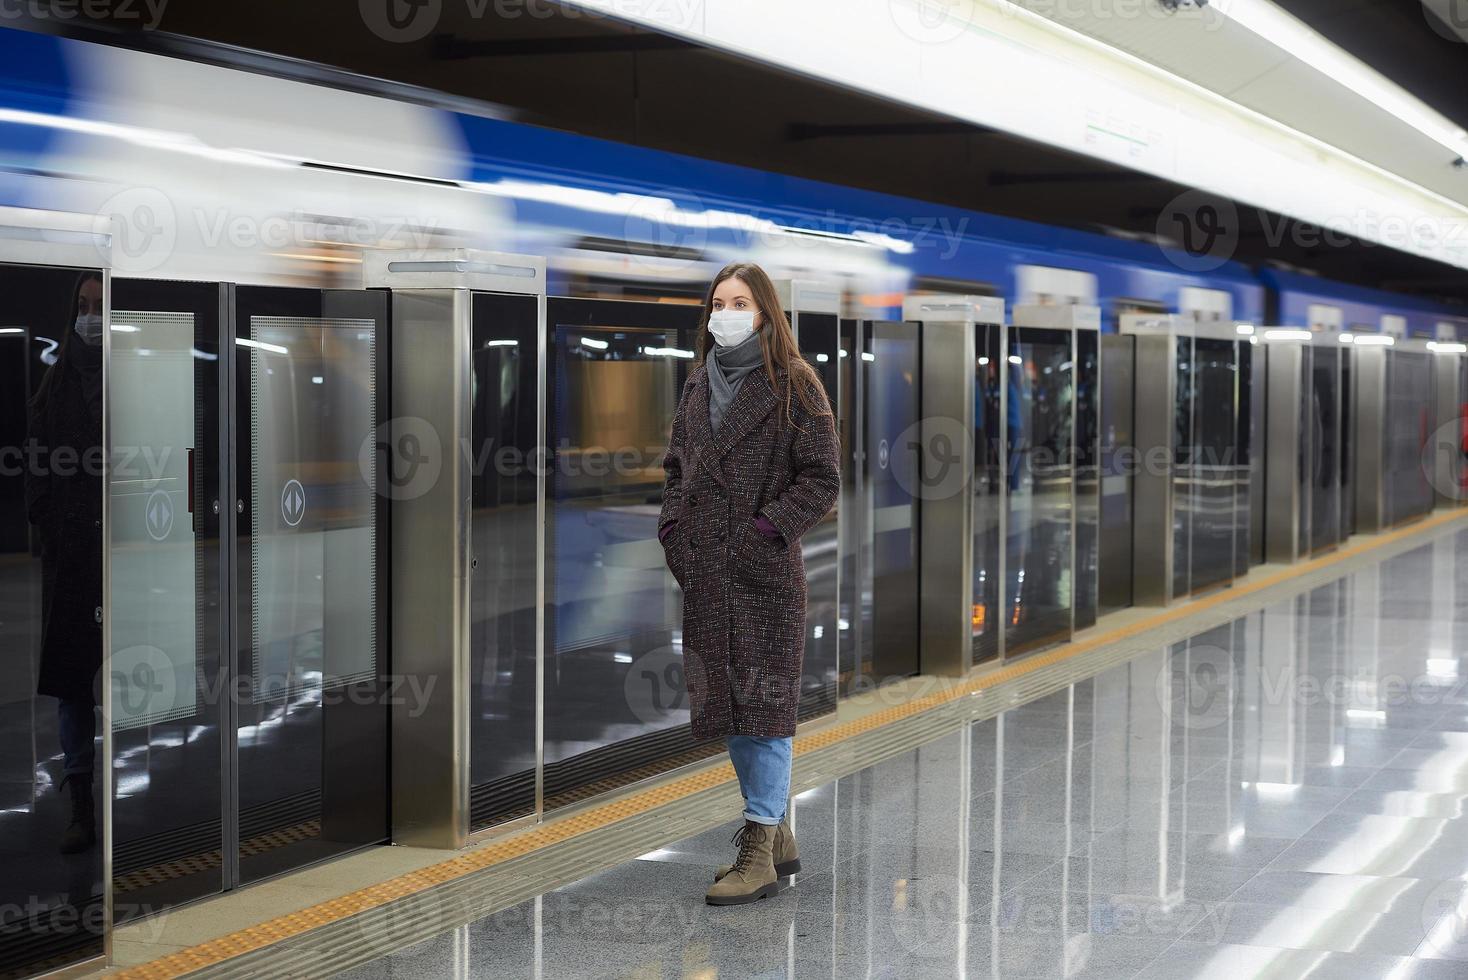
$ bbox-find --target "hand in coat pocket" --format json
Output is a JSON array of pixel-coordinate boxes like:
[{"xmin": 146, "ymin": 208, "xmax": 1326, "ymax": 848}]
[
  {"xmin": 753, "ymin": 513, "xmax": 784, "ymax": 544},
  {"xmin": 743, "ymin": 515, "xmax": 788, "ymax": 564}
]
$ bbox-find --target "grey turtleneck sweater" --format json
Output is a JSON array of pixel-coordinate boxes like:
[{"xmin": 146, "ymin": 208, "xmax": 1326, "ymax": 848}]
[{"xmin": 707, "ymin": 330, "xmax": 765, "ymax": 435}]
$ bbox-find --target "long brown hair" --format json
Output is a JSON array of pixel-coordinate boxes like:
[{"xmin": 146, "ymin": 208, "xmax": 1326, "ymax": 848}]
[{"xmin": 697, "ymin": 262, "xmax": 831, "ymax": 428}]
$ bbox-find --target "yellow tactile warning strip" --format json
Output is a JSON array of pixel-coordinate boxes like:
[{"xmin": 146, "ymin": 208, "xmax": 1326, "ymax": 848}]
[
  {"xmin": 114, "ymin": 822, "xmax": 322, "ymax": 895},
  {"xmin": 238, "ymin": 821, "xmax": 321, "ymax": 858},
  {"xmin": 114, "ymin": 852, "xmax": 221, "ymax": 895},
  {"xmin": 109, "ymin": 509, "xmax": 1468, "ymax": 979},
  {"xmin": 542, "ymin": 742, "xmax": 727, "ymax": 812}
]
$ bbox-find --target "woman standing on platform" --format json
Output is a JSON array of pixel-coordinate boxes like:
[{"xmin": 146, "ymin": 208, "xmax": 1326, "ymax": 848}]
[{"xmin": 657, "ymin": 261, "xmax": 841, "ymax": 906}]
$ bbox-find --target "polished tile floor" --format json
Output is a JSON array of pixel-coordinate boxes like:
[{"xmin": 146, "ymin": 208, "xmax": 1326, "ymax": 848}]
[{"xmin": 344, "ymin": 534, "xmax": 1468, "ymax": 978}]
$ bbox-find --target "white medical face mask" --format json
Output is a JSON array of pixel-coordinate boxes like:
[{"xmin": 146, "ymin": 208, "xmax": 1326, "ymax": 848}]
[
  {"xmin": 74, "ymin": 313, "xmax": 104, "ymax": 346},
  {"xmin": 708, "ymin": 309, "xmax": 758, "ymax": 347}
]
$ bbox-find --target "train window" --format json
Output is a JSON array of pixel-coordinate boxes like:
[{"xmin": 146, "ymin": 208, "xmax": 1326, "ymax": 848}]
[
  {"xmin": 1114, "ymin": 298, "xmax": 1167, "ymax": 317},
  {"xmin": 908, "ymin": 275, "xmax": 1000, "ymax": 298},
  {"xmin": 561, "ymin": 237, "xmax": 710, "ymax": 303}
]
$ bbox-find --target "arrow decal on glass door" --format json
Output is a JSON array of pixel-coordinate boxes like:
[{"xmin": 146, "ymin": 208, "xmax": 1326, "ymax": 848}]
[
  {"xmin": 145, "ymin": 489, "xmax": 174, "ymax": 542},
  {"xmin": 280, "ymin": 479, "xmax": 306, "ymax": 527}
]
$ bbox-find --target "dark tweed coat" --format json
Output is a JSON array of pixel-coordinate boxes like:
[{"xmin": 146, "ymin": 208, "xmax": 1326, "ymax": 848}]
[
  {"xmin": 25, "ymin": 343, "xmax": 104, "ymax": 703},
  {"xmin": 659, "ymin": 361, "xmax": 840, "ymax": 740}
]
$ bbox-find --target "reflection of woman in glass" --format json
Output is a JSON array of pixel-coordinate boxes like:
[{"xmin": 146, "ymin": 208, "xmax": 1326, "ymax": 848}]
[
  {"xmin": 658, "ymin": 262, "xmax": 840, "ymax": 906},
  {"xmin": 25, "ymin": 271, "xmax": 104, "ymax": 854}
]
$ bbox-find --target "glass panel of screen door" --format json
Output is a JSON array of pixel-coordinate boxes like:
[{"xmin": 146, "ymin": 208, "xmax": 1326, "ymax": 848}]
[
  {"xmin": 234, "ymin": 288, "xmax": 387, "ymax": 884},
  {"xmin": 109, "ymin": 278, "xmax": 227, "ymax": 918},
  {"xmin": 0, "ymin": 263, "xmax": 106, "ymax": 975}
]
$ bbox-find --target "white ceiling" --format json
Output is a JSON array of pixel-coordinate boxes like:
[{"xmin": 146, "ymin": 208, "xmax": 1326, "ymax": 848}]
[
  {"xmin": 562, "ymin": 0, "xmax": 1468, "ymax": 270},
  {"xmin": 1012, "ymin": 0, "xmax": 1468, "ymax": 208}
]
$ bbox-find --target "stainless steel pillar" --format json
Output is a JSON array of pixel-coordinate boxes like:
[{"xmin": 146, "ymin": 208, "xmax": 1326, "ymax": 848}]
[
  {"xmin": 363, "ymin": 249, "xmax": 546, "ymax": 849},
  {"xmin": 775, "ymin": 279, "xmax": 842, "ymax": 331},
  {"xmin": 1123, "ymin": 315, "xmax": 1179, "ymax": 605},
  {"xmin": 902, "ymin": 295, "xmax": 1004, "ymax": 675},
  {"xmin": 1264, "ymin": 334, "xmax": 1308, "ymax": 563},
  {"xmin": 1352, "ymin": 341, "xmax": 1389, "ymax": 533}
]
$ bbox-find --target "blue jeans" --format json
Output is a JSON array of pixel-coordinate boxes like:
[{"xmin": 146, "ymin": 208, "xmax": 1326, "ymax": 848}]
[
  {"xmin": 726, "ymin": 735, "xmax": 792, "ymax": 826},
  {"xmin": 57, "ymin": 696, "xmax": 97, "ymax": 780}
]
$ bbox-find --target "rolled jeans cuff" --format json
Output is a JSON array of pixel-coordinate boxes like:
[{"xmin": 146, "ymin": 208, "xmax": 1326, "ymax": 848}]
[{"xmin": 727, "ymin": 734, "xmax": 793, "ymax": 826}]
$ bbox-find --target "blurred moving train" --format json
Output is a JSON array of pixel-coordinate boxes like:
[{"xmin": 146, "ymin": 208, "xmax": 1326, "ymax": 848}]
[
  {"xmin": 1, "ymin": 26, "xmax": 1462, "ymax": 331},
  {"xmin": 3, "ymin": 23, "xmax": 1468, "ymax": 980}
]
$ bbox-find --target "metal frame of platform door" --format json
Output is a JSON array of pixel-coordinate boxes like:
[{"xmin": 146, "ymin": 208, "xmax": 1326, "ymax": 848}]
[
  {"xmin": 1431, "ymin": 347, "xmax": 1468, "ymax": 509},
  {"xmin": 1008, "ymin": 304, "xmax": 1101, "ymax": 657},
  {"xmin": 840, "ymin": 316, "xmax": 868, "ymax": 693},
  {"xmin": 363, "ymin": 250, "xmax": 548, "ymax": 850},
  {"xmin": 221, "ymin": 283, "xmax": 240, "ymax": 893},
  {"xmin": 1120, "ymin": 314, "xmax": 1245, "ymax": 606},
  {"xmin": 1263, "ymin": 329, "xmax": 1349, "ymax": 563}
]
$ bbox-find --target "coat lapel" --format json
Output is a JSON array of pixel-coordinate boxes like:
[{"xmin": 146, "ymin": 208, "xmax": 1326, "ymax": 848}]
[
  {"xmin": 686, "ymin": 364, "xmax": 780, "ymax": 486},
  {"xmin": 681, "ymin": 366, "xmax": 716, "ymax": 487},
  {"xmin": 710, "ymin": 366, "xmax": 779, "ymax": 460}
]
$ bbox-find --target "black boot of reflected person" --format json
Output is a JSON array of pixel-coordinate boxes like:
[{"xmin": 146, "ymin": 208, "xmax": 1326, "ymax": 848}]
[{"xmin": 58, "ymin": 773, "xmax": 96, "ymax": 855}]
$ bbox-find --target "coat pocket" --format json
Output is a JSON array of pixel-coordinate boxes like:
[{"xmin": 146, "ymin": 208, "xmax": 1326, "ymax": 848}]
[
  {"xmin": 660, "ymin": 519, "xmax": 690, "ymax": 588},
  {"xmin": 739, "ymin": 516, "xmax": 788, "ymax": 570}
]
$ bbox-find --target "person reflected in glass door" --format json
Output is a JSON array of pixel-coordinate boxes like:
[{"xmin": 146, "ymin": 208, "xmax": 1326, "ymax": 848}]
[
  {"xmin": 25, "ymin": 271, "xmax": 105, "ymax": 854},
  {"xmin": 657, "ymin": 262, "xmax": 840, "ymax": 907}
]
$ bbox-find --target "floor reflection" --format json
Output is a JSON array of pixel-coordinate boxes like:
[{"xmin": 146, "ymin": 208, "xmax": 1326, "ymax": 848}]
[{"xmin": 348, "ymin": 529, "xmax": 1468, "ymax": 978}]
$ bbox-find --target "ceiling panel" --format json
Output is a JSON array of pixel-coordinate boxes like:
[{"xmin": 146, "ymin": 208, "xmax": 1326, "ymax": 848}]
[{"xmin": 1012, "ymin": 0, "xmax": 1468, "ymax": 207}]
